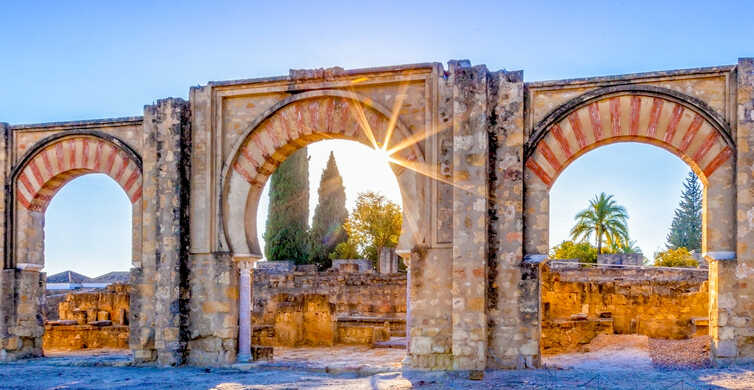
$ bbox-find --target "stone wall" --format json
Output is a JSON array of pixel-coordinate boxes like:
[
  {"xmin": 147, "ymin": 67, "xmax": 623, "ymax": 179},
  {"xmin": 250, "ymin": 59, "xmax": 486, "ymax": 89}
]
[
  {"xmin": 50, "ymin": 284, "xmax": 130, "ymax": 324},
  {"xmin": 252, "ymin": 268, "xmax": 406, "ymax": 323},
  {"xmin": 249, "ymin": 268, "xmax": 405, "ymax": 348},
  {"xmin": 541, "ymin": 264, "xmax": 708, "ymax": 354},
  {"xmin": 41, "ymin": 284, "xmax": 130, "ymax": 352},
  {"xmin": 43, "ymin": 325, "xmax": 128, "ymax": 351}
]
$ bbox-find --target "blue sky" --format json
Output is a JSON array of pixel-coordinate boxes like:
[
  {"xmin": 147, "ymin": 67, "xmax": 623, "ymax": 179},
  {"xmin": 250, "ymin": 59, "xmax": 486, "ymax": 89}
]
[{"xmin": 2, "ymin": 1, "xmax": 752, "ymax": 275}]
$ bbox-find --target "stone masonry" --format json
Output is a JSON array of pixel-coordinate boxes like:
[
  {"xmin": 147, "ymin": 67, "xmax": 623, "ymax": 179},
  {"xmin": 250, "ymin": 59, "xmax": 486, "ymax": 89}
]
[
  {"xmin": 541, "ymin": 264, "xmax": 708, "ymax": 354},
  {"xmin": 1, "ymin": 59, "xmax": 753, "ymax": 370}
]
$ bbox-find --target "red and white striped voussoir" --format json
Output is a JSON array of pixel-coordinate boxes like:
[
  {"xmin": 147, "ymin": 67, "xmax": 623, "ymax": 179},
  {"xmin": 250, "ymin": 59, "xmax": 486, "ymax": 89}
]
[
  {"xmin": 16, "ymin": 137, "xmax": 142, "ymax": 211},
  {"xmin": 527, "ymin": 95, "xmax": 732, "ymax": 187},
  {"xmin": 233, "ymin": 96, "xmax": 412, "ymax": 186}
]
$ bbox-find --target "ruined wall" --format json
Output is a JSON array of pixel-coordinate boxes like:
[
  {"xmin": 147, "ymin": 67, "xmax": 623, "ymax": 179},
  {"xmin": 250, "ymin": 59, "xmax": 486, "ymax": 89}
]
[
  {"xmin": 52, "ymin": 284, "xmax": 130, "ymax": 325},
  {"xmin": 252, "ymin": 269, "xmax": 406, "ymax": 323},
  {"xmin": 541, "ymin": 265, "xmax": 708, "ymax": 354},
  {"xmin": 43, "ymin": 325, "xmax": 128, "ymax": 351},
  {"xmin": 42, "ymin": 284, "xmax": 130, "ymax": 352}
]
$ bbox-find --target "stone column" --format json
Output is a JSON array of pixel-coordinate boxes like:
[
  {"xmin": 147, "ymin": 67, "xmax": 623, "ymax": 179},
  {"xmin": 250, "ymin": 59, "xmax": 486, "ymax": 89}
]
[
  {"xmin": 449, "ymin": 60, "xmax": 489, "ymax": 371},
  {"xmin": 235, "ymin": 254, "xmax": 259, "ymax": 363},
  {"xmin": 725, "ymin": 57, "xmax": 754, "ymax": 363},
  {"xmin": 141, "ymin": 98, "xmax": 191, "ymax": 366},
  {"xmin": 486, "ymin": 69, "xmax": 540, "ymax": 369}
]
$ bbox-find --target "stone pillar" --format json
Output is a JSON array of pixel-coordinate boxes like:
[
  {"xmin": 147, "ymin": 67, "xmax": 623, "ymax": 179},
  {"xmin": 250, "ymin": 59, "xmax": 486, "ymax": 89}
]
[
  {"xmin": 449, "ymin": 60, "xmax": 488, "ymax": 371},
  {"xmin": 0, "ymin": 122, "xmax": 9, "ymax": 270},
  {"xmin": 486, "ymin": 69, "xmax": 539, "ymax": 368},
  {"xmin": 705, "ymin": 153, "xmax": 737, "ymax": 363},
  {"xmin": 0, "ymin": 122, "xmax": 12, "ymax": 360},
  {"xmin": 186, "ymin": 85, "xmax": 240, "ymax": 366},
  {"xmin": 523, "ymin": 174, "xmax": 549, "ymax": 257},
  {"xmin": 2, "ymin": 266, "xmax": 45, "ymax": 361},
  {"xmin": 235, "ymin": 254, "xmax": 258, "ymax": 363},
  {"xmin": 723, "ymin": 57, "xmax": 754, "ymax": 363},
  {"xmin": 379, "ymin": 247, "xmax": 397, "ymax": 274},
  {"xmin": 140, "ymin": 98, "xmax": 191, "ymax": 366}
]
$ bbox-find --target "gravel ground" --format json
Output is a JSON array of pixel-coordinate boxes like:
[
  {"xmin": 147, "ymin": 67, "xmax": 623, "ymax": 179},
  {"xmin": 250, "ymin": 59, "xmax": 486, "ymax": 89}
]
[
  {"xmin": 650, "ymin": 336, "xmax": 712, "ymax": 369},
  {"xmin": 543, "ymin": 334, "xmax": 653, "ymax": 370},
  {"xmin": 2, "ymin": 347, "xmax": 754, "ymax": 389}
]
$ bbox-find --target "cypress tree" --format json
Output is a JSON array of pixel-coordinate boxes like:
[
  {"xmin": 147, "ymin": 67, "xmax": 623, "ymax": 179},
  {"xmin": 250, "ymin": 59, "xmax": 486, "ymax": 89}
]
[
  {"xmin": 666, "ymin": 171, "xmax": 703, "ymax": 251},
  {"xmin": 264, "ymin": 148, "xmax": 310, "ymax": 264},
  {"xmin": 309, "ymin": 152, "xmax": 348, "ymax": 269}
]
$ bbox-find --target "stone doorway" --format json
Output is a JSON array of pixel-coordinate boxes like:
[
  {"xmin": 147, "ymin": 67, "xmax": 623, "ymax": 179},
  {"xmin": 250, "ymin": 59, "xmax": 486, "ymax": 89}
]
[
  {"xmin": 227, "ymin": 133, "xmax": 412, "ymax": 363},
  {"xmin": 524, "ymin": 86, "xmax": 736, "ymax": 363}
]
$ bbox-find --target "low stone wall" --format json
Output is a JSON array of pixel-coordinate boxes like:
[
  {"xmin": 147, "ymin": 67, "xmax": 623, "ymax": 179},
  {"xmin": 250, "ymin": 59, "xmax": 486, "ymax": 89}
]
[
  {"xmin": 42, "ymin": 284, "xmax": 130, "ymax": 352},
  {"xmin": 43, "ymin": 325, "xmax": 128, "ymax": 350},
  {"xmin": 48, "ymin": 284, "xmax": 130, "ymax": 324},
  {"xmin": 541, "ymin": 263, "xmax": 708, "ymax": 354},
  {"xmin": 251, "ymin": 267, "xmax": 406, "ymax": 347}
]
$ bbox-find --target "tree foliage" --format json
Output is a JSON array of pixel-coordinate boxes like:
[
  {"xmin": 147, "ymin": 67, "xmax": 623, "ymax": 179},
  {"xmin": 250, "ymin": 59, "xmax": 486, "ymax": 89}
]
[
  {"xmin": 654, "ymin": 247, "xmax": 698, "ymax": 268},
  {"xmin": 332, "ymin": 191, "xmax": 402, "ymax": 263},
  {"xmin": 264, "ymin": 148, "xmax": 310, "ymax": 264},
  {"xmin": 666, "ymin": 171, "xmax": 703, "ymax": 252},
  {"xmin": 309, "ymin": 152, "xmax": 348, "ymax": 269},
  {"xmin": 330, "ymin": 240, "xmax": 360, "ymax": 260},
  {"xmin": 550, "ymin": 240, "xmax": 597, "ymax": 263},
  {"xmin": 570, "ymin": 193, "xmax": 630, "ymax": 254}
]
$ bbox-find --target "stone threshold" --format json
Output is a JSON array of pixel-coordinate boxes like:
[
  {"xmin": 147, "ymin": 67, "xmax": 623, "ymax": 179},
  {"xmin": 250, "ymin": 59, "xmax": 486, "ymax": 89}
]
[{"xmin": 231, "ymin": 360, "xmax": 396, "ymax": 377}]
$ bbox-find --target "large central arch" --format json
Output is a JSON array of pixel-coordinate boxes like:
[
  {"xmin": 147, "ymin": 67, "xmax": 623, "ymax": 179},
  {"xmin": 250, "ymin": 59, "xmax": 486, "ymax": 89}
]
[{"xmin": 221, "ymin": 90, "xmax": 427, "ymax": 258}]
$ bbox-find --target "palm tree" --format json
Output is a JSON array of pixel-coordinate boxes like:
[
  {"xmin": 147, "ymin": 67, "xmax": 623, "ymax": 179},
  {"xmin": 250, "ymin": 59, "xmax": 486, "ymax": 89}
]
[{"xmin": 570, "ymin": 193, "xmax": 629, "ymax": 254}]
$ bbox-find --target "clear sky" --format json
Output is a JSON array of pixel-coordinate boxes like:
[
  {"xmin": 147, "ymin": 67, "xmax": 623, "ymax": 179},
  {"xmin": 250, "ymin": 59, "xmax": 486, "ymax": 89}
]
[{"xmin": 2, "ymin": 1, "xmax": 752, "ymax": 275}]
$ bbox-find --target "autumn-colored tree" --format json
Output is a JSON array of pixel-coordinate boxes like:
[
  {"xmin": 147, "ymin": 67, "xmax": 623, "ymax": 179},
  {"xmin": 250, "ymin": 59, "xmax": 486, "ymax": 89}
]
[
  {"xmin": 330, "ymin": 191, "xmax": 402, "ymax": 265},
  {"xmin": 654, "ymin": 247, "xmax": 698, "ymax": 268},
  {"xmin": 550, "ymin": 240, "xmax": 598, "ymax": 263}
]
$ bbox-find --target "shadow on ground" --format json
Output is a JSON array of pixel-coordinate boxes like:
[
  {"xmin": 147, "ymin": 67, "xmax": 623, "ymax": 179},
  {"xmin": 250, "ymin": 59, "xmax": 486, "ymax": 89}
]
[{"xmin": 1, "ymin": 349, "xmax": 752, "ymax": 389}]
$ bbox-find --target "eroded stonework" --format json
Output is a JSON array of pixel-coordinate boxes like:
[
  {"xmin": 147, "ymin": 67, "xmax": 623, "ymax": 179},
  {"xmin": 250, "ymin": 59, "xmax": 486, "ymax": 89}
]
[{"xmin": 1, "ymin": 59, "xmax": 753, "ymax": 369}]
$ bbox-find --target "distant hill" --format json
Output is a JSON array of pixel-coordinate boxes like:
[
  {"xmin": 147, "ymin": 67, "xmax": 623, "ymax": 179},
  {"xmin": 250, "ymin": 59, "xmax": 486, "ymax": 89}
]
[
  {"xmin": 91, "ymin": 271, "xmax": 129, "ymax": 283},
  {"xmin": 46, "ymin": 270, "xmax": 92, "ymax": 284}
]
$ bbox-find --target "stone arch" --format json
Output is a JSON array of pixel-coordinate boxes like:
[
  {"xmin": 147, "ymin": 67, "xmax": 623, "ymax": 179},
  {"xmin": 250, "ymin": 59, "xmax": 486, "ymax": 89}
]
[
  {"xmin": 523, "ymin": 85, "xmax": 736, "ymax": 259},
  {"xmin": 10, "ymin": 132, "xmax": 143, "ymax": 269},
  {"xmin": 221, "ymin": 90, "xmax": 426, "ymax": 257},
  {"xmin": 525, "ymin": 85, "xmax": 734, "ymax": 187}
]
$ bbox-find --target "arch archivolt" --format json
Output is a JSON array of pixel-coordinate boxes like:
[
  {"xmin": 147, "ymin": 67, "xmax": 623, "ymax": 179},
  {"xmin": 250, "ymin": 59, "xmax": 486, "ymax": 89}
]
[
  {"xmin": 16, "ymin": 135, "xmax": 143, "ymax": 212},
  {"xmin": 526, "ymin": 92, "xmax": 733, "ymax": 187},
  {"xmin": 222, "ymin": 91, "xmax": 426, "ymax": 256},
  {"xmin": 11, "ymin": 133, "xmax": 143, "ymax": 268}
]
